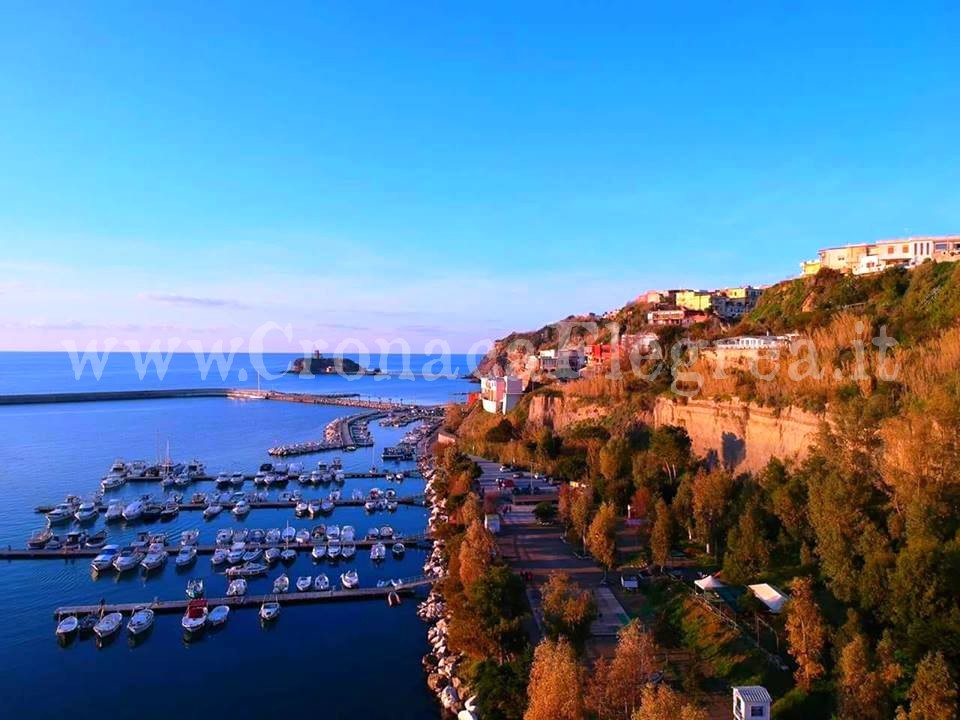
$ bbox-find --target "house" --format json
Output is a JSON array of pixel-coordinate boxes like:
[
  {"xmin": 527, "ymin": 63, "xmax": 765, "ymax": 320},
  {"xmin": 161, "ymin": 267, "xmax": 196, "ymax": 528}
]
[
  {"xmin": 586, "ymin": 343, "xmax": 617, "ymax": 365},
  {"xmin": 479, "ymin": 376, "xmax": 524, "ymax": 414},
  {"xmin": 733, "ymin": 686, "xmax": 772, "ymax": 720},
  {"xmin": 747, "ymin": 583, "xmax": 788, "ymax": 613},
  {"xmin": 675, "ymin": 289, "xmax": 714, "ymax": 312},
  {"xmin": 802, "ymin": 235, "xmax": 960, "ymax": 276},
  {"xmin": 620, "ymin": 332, "xmax": 661, "ymax": 356},
  {"xmin": 537, "ymin": 348, "xmax": 584, "ymax": 375},
  {"xmin": 800, "ymin": 259, "xmax": 821, "ymax": 276}
]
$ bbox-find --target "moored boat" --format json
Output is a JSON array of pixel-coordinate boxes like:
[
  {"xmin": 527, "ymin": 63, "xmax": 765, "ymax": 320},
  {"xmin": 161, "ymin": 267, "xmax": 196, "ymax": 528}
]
[
  {"xmin": 186, "ymin": 578, "xmax": 204, "ymax": 599},
  {"xmin": 314, "ymin": 573, "xmax": 330, "ymax": 591},
  {"xmin": 91, "ymin": 544, "xmax": 120, "ymax": 572},
  {"xmin": 259, "ymin": 600, "xmax": 280, "ymax": 622},
  {"xmin": 226, "ymin": 578, "xmax": 248, "ymax": 596},
  {"xmin": 175, "ymin": 545, "xmax": 197, "ymax": 567},
  {"xmin": 296, "ymin": 575, "xmax": 312, "ymax": 592},
  {"xmin": 340, "ymin": 569, "xmax": 359, "ymax": 589},
  {"xmin": 93, "ymin": 612, "xmax": 123, "ymax": 640},
  {"xmin": 209, "ymin": 605, "xmax": 230, "ymax": 626},
  {"xmin": 56, "ymin": 615, "xmax": 78, "ymax": 638},
  {"xmin": 126, "ymin": 607, "xmax": 155, "ymax": 636},
  {"xmin": 27, "ymin": 528, "xmax": 53, "ymax": 549},
  {"xmin": 181, "ymin": 600, "xmax": 208, "ymax": 634},
  {"xmin": 273, "ymin": 573, "xmax": 290, "ymax": 593}
]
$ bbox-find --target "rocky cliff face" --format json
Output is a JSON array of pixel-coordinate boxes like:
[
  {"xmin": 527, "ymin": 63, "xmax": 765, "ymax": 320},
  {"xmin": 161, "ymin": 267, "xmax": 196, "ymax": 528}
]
[{"xmin": 652, "ymin": 397, "xmax": 824, "ymax": 473}]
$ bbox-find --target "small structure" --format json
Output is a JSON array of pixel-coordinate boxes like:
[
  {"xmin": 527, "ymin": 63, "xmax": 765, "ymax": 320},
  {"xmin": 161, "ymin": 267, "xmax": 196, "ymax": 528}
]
[
  {"xmin": 484, "ymin": 513, "xmax": 501, "ymax": 535},
  {"xmin": 620, "ymin": 574, "xmax": 639, "ymax": 591},
  {"xmin": 693, "ymin": 574, "xmax": 726, "ymax": 593},
  {"xmin": 747, "ymin": 583, "xmax": 788, "ymax": 614},
  {"xmin": 479, "ymin": 376, "xmax": 524, "ymax": 414},
  {"xmin": 733, "ymin": 686, "xmax": 772, "ymax": 720}
]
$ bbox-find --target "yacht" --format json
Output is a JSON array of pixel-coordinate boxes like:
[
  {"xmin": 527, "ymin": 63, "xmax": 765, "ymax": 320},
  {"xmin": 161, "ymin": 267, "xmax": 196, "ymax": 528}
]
[
  {"xmin": 264, "ymin": 546, "xmax": 281, "ymax": 564},
  {"xmin": 341, "ymin": 542, "xmax": 356, "ymax": 560},
  {"xmin": 56, "ymin": 615, "xmax": 79, "ymax": 638},
  {"xmin": 113, "ymin": 548, "xmax": 144, "ymax": 573},
  {"xmin": 211, "ymin": 548, "xmax": 228, "ymax": 566},
  {"xmin": 272, "ymin": 574, "xmax": 290, "ymax": 593},
  {"xmin": 259, "ymin": 601, "xmax": 280, "ymax": 622},
  {"xmin": 46, "ymin": 503, "xmax": 76, "ymax": 524},
  {"xmin": 175, "ymin": 545, "xmax": 197, "ymax": 567},
  {"xmin": 370, "ymin": 542, "xmax": 386, "ymax": 562},
  {"xmin": 226, "ymin": 578, "xmax": 248, "ymax": 596},
  {"xmin": 340, "ymin": 570, "xmax": 359, "ymax": 589},
  {"xmin": 295, "ymin": 529, "xmax": 311, "ymax": 545},
  {"xmin": 230, "ymin": 472, "xmax": 245, "ymax": 487},
  {"xmin": 100, "ymin": 473, "xmax": 126, "ymax": 491},
  {"xmin": 186, "ymin": 578, "xmax": 204, "ymax": 599},
  {"xmin": 64, "ymin": 531, "xmax": 88, "ymax": 549},
  {"xmin": 126, "ymin": 607, "xmax": 155, "ymax": 636},
  {"xmin": 215, "ymin": 472, "xmax": 231, "ymax": 488},
  {"xmin": 104, "ymin": 501, "xmax": 123, "ymax": 523},
  {"xmin": 280, "ymin": 548, "xmax": 297, "ymax": 563},
  {"xmin": 85, "ymin": 530, "xmax": 108, "ymax": 549},
  {"xmin": 109, "ymin": 459, "xmax": 128, "ymax": 476},
  {"xmin": 295, "ymin": 576, "xmax": 312, "ymax": 592},
  {"xmin": 311, "ymin": 543, "xmax": 327, "ymax": 560},
  {"xmin": 181, "ymin": 600, "xmax": 208, "ymax": 634},
  {"xmin": 392, "ymin": 542, "xmax": 406, "ymax": 557},
  {"xmin": 216, "ymin": 528, "xmax": 233, "ymax": 546},
  {"xmin": 307, "ymin": 500, "xmax": 321, "ymax": 517},
  {"xmin": 294, "ymin": 500, "xmax": 309, "ymax": 517},
  {"xmin": 202, "ymin": 504, "xmax": 223, "ymax": 520},
  {"xmin": 141, "ymin": 544, "xmax": 167, "ymax": 572},
  {"xmin": 93, "ymin": 612, "xmax": 123, "ymax": 640},
  {"xmin": 186, "ymin": 459, "xmax": 206, "ymax": 479},
  {"xmin": 314, "ymin": 574, "xmax": 330, "ymax": 591},
  {"xmin": 122, "ymin": 500, "xmax": 144, "ymax": 522},
  {"xmin": 232, "ymin": 499, "xmax": 251, "ymax": 517},
  {"xmin": 209, "ymin": 605, "xmax": 230, "ymax": 627},
  {"xmin": 227, "ymin": 541, "xmax": 247, "ymax": 564},
  {"xmin": 90, "ymin": 545, "xmax": 120, "ymax": 572},
  {"xmin": 27, "ymin": 528, "xmax": 53, "ymax": 549},
  {"xmin": 341, "ymin": 525, "xmax": 356, "ymax": 542}
]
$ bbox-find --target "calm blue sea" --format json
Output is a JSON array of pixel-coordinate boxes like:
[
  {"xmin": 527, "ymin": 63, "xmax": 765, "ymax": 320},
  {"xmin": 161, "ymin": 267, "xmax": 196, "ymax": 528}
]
[{"xmin": 0, "ymin": 353, "xmax": 472, "ymax": 719}]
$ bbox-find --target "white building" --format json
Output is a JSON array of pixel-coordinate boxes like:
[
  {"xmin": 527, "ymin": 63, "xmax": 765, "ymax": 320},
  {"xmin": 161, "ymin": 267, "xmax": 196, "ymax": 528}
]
[
  {"xmin": 733, "ymin": 686, "xmax": 772, "ymax": 720},
  {"xmin": 480, "ymin": 376, "xmax": 524, "ymax": 414},
  {"xmin": 713, "ymin": 335, "xmax": 791, "ymax": 352}
]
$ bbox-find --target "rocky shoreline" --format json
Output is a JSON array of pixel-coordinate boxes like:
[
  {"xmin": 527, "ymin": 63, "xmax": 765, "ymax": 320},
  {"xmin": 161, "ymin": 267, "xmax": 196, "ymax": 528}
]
[{"xmin": 416, "ymin": 453, "xmax": 476, "ymax": 719}]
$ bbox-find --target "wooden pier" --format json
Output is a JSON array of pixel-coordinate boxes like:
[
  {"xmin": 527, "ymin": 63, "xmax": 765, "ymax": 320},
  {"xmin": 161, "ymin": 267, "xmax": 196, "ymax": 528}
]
[
  {"xmin": 35, "ymin": 495, "xmax": 426, "ymax": 515},
  {"xmin": 53, "ymin": 576, "xmax": 437, "ymax": 616}
]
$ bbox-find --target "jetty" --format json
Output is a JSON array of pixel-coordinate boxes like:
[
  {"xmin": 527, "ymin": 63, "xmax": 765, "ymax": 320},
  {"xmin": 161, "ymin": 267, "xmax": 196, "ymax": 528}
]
[
  {"xmin": 117, "ymin": 470, "xmax": 418, "ymax": 484},
  {"xmin": 53, "ymin": 576, "xmax": 436, "ymax": 616},
  {"xmin": 34, "ymin": 495, "xmax": 427, "ymax": 515}
]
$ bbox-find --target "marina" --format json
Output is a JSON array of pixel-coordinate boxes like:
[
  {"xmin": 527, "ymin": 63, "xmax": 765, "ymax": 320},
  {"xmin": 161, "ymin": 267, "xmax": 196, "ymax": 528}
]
[{"xmin": 34, "ymin": 496, "xmax": 426, "ymax": 515}]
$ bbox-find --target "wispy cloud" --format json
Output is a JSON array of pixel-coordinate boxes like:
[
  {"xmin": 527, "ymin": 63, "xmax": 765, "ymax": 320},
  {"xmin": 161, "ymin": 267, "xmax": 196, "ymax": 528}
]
[{"xmin": 138, "ymin": 292, "xmax": 250, "ymax": 310}]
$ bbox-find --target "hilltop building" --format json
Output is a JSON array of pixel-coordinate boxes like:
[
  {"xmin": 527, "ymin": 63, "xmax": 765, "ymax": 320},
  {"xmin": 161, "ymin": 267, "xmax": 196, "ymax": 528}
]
[
  {"xmin": 801, "ymin": 235, "xmax": 960, "ymax": 276},
  {"xmin": 479, "ymin": 376, "xmax": 524, "ymax": 414}
]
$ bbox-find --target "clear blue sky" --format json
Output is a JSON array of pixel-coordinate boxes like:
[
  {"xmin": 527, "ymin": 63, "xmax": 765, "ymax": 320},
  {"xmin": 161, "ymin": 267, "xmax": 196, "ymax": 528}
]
[{"xmin": 1, "ymin": 1, "xmax": 957, "ymax": 351}]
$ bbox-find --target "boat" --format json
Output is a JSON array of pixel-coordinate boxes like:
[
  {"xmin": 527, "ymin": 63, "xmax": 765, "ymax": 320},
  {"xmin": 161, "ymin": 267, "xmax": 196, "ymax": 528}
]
[
  {"xmin": 386, "ymin": 500, "xmax": 398, "ymax": 512},
  {"xmin": 75, "ymin": 501, "xmax": 99, "ymax": 523},
  {"xmin": 186, "ymin": 578, "xmax": 205, "ymax": 598},
  {"xmin": 340, "ymin": 570, "xmax": 359, "ymax": 589},
  {"xmin": 341, "ymin": 525, "xmax": 355, "ymax": 542},
  {"xmin": 364, "ymin": 500, "xmax": 377, "ymax": 512},
  {"xmin": 100, "ymin": 473, "xmax": 126, "ymax": 491},
  {"xmin": 307, "ymin": 500, "xmax": 321, "ymax": 517},
  {"xmin": 112, "ymin": 548, "xmax": 144, "ymax": 573},
  {"xmin": 159, "ymin": 501, "xmax": 180, "ymax": 520},
  {"xmin": 140, "ymin": 501, "xmax": 163, "ymax": 521},
  {"xmin": 242, "ymin": 545, "xmax": 264, "ymax": 563},
  {"xmin": 281, "ymin": 524, "xmax": 296, "ymax": 544},
  {"xmin": 280, "ymin": 548, "xmax": 297, "ymax": 563},
  {"xmin": 122, "ymin": 500, "xmax": 144, "ymax": 522},
  {"xmin": 78, "ymin": 614, "xmax": 98, "ymax": 635},
  {"xmin": 327, "ymin": 540, "xmax": 341, "ymax": 559},
  {"xmin": 311, "ymin": 543, "xmax": 326, "ymax": 560},
  {"xmin": 225, "ymin": 562, "xmax": 268, "ymax": 577},
  {"xmin": 91, "ymin": 545, "xmax": 120, "ymax": 572},
  {"xmin": 379, "ymin": 526, "xmax": 394, "ymax": 539},
  {"xmin": 232, "ymin": 499, "xmax": 251, "ymax": 517},
  {"xmin": 234, "ymin": 528, "xmax": 250, "ymax": 543},
  {"xmin": 93, "ymin": 612, "xmax": 123, "ymax": 639},
  {"xmin": 216, "ymin": 528, "xmax": 233, "ymax": 546},
  {"xmin": 370, "ymin": 542, "xmax": 386, "ymax": 562},
  {"xmin": 179, "ymin": 529, "xmax": 199, "ymax": 546},
  {"xmin": 384, "ymin": 488, "xmax": 397, "ymax": 499},
  {"xmin": 296, "ymin": 576, "xmax": 312, "ymax": 592},
  {"xmin": 295, "ymin": 529, "xmax": 311, "ymax": 544},
  {"xmin": 181, "ymin": 600, "xmax": 208, "ymax": 634},
  {"xmin": 295, "ymin": 500, "xmax": 309, "ymax": 517},
  {"xmin": 367, "ymin": 528, "xmax": 380, "ymax": 539},
  {"xmin": 46, "ymin": 503, "xmax": 76, "ymax": 524},
  {"xmin": 211, "ymin": 548, "xmax": 228, "ymax": 566},
  {"xmin": 273, "ymin": 574, "xmax": 290, "ymax": 593},
  {"xmin": 230, "ymin": 472, "xmax": 245, "ymax": 487},
  {"xmin": 259, "ymin": 600, "xmax": 280, "ymax": 622},
  {"xmin": 46, "ymin": 535, "xmax": 62, "ymax": 550},
  {"xmin": 109, "ymin": 458, "xmax": 128, "ymax": 475},
  {"xmin": 226, "ymin": 578, "xmax": 248, "ymax": 596},
  {"xmin": 264, "ymin": 546, "xmax": 281, "ymax": 564},
  {"xmin": 56, "ymin": 615, "xmax": 78, "ymax": 638},
  {"xmin": 175, "ymin": 545, "xmax": 197, "ymax": 567},
  {"xmin": 320, "ymin": 499, "xmax": 335, "ymax": 514},
  {"xmin": 141, "ymin": 544, "xmax": 167, "ymax": 571},
  {"xmin": 203, "ymin": 504, "xmax": 223, "ymax": 519},
  {"xmin": 127, "ymin": 607, "xmax": 155, "ymax": 636},
  {"xmin": 314, "ymin": 573, "xmax": 330, "ymax": 591},
  {"xmin": 104, "ymin": 501, "xmax": 123, "ymax": 523},
  {"xmin": 85, "ymin": 530, "xmax": 108, "ymax": 549},
  {"xmin": 27, "ymin": 528, "xmax": 53, "ymax": 549},
  {"xmin": 227, "ymin": 541, "xmax": 247, "ymax": 564},
  {"xmin": 341, "ymin": 542, "xmax": 356, "ymax": 560},
  {"xmin": 326, "ymin": 525, "xmax": 341, "ymax": 541},
  {"xmin": 64, "ymin": 531, "xmax": 88, "ymax": 549},
  {"xmin": 209, "ymin": 605, "xmax": 230, "ymax": 627},
  {"xmin": 265, "ymin": 528, "xmax": 281, "ymax": 544},
  {"xmin": 392, "ymin": 542, "xmax": 406, "ymax": 557}
]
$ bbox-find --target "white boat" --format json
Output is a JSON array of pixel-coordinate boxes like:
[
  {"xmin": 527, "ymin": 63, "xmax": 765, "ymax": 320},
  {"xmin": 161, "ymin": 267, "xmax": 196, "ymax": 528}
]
[
  {"xmin": 280, "ymin": 548, "xmax": 297, "ymax": 563},
  {"xmin": 295, "ymin": 529, "xmax": 311, "ymax": 545},
  {"xmin": 265, "ymin": 528, "xmax": 281, "ymax": 544},
  {"xmin": 259, "ymin": 601, "xmax": 280, "ymax": 621},
  {"xmin": 113, "ymin": 548, "xmax": 144, "ymax": 573},
  {"xmin": 186, "ymin": 578, "xmax": 204, "ymax": 599},
  {"xmin": 109, "ymin": 458, "xmax": 128, "ymax": 475},
  {"xmin": 341, "ymin": 542, "xmax": 356, "ymax": 560},
  {"xmin": 320, "ymin": 499, "xmax": 335, "ymax": 514},
  {"xmin": 314, "ymin": 573, "xmax": 330, "ymax": 591},
  {"xmin": 364, "ymin": 500, "xmax": 377, "ymax": 512},
  {"xmin": 141, "ymin": 544, "xmax": 167, "ymax": 572},
  {"xmin": 104, "ymin": 501, "xmax": 123, "ymax": 523},
  {"xmin": 175, "ymin": 546, "xmax": 197, "ymax": 567},
  {"xmin": 392, "ymin": 542, "xmax": 406, "ymax": 557},
  {"xmin": 340, "ymin": 570, "xmax": 359, "ymax": 589},
  {"xmin": 386, "ymin": 501, "xmax": 398, "ymax": 512},
  {"xmin": 216, "ymin": 528, "xmax": 233, "ymax": 546},
  {"xmin": 93, "ymin": 612, "xmax": 123, "ymax": 639},
  {"xmin": 296, "ymin": 576, "xmax": 312, "ymax": 592},
  {"xmin": 379, "ymin": 526, "xmax": 394, "ymax": 539},
  {"xmin": 230, "ymin": 472, "xmax": 245, "ymax": 487},
  {"xmin": 126, "ymin": 607, "xmax": 155, "ymax": 636},
  {"xmin": 27, "ymin": 527, "xmax": 53, "ymax": 549},
  {"xmin": 307, "ymin": 500, "xmax": 321, "ymax": 517},
  {"xmin": 90, "ymin": 545, "xmax": 120, "ymax": 572},
  {"xmin": 281, "ymin": 524, "xmax": 296, "ymax": 544},
  {"xmin": 211, "ymin": 548, "xmax": 228, "ymax": 566},
  {"xmin": 100, "ymin": 473, "xmax": 126, "ymax": 491},
  {"xmin": 273, "ymin": 574, "xmax": 290, "ymax": 593},
  {"xmin": 327, "ymin": 540, "xmax": 341, "ymax": 559},
  {"xmin": 209, "ymin": 605, "xmax": 230, "ymax": 626},
  {"xmin": 181, "ymin": 601, "xmax": 208, "ymax": 633},
  {"xmin": 74, "ymin": 501, "xmax": 100, "ymax": 522},
  {"xmin": 225, "ymin": 562, "xmax": 268, "ymax": 577},
  {"xmin": 295, "ymin": 500, "xmax": 309, "ymax": 516},
  {"xmin": 326, "ymin": 525, "xmax": 341, "ymax": 541},
  {"xmin": 232, "ymin": 499, "xmax": 250, "ymax": 517},
  {"xmin": 370, "ymin": 542, "xmax": 386, "ymax": 562},
  {"xmin": 341, "ymin": 525, "xmax": 356, "ymax": 542},
  {"xmin": 180, "ymin": 529, "xmax": 200, "ymax": 546},
  {"xmin": 122, "ymin": 500, "xmax": 144, "ymax": 522},
  {"xmin": 46, "ymin": 503, "xmax": 76, "ymax": 524},
  {"xmin": 264, "ymin": 546, "xmax": 281, "ymax": 564},
  {"xmin": 311, "ymin": 543, "xmax": 327, "ymax": 560},
  {"xmin": 56, "ymin": 615, "xmax": 79, "ymax": 637},
  {"xmin": 226, "ymin": 578, "xmax": 248, "ymax": 596},
  {"xmin": 242, "ymin": 546, "xmax": 263, "ymax": 563},
  {"xmin": 367, "ymin": 528, "xmax": 380, "ymax": 539},
  {"xmin": 203, "ymin": 504, "xmax": 223, "ymax": 519},
  {"xmin": 227, "ymin": 541, "xmax": 247, "ymax": 564}
]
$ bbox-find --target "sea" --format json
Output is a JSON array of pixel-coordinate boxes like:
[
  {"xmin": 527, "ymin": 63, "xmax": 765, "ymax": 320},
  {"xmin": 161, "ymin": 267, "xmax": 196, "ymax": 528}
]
[{"xmin": 0, "ymin": 352, "xmax": 476, "ymax": 719}]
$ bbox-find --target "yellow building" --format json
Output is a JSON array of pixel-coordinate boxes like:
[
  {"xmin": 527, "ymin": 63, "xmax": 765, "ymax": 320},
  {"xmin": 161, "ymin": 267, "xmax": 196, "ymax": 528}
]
[
  {"xmin": 675, "ymin": 290, "xmax": 713, "ymax": 311},
  {"xmin": 800, "ymin": 259, "xmax": 821, "ymax": 276}
]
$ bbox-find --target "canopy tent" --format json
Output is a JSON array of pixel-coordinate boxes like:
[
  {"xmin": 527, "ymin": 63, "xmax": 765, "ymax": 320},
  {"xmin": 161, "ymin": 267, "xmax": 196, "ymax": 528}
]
[
  {"xmin": 694, "ymin": 574, "xmax": 725, "ymax": 591},
  {"xmin": 747, "ymin": 583, "xmax": 788, "ymax": 613}
]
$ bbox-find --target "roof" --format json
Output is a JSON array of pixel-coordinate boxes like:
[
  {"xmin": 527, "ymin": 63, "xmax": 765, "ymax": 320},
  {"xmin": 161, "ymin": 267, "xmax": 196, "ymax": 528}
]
[
  {"xmin": 694, "ymin": 574, "xmax": 725, "ymax": 591},
  {"xmin": 734, "ymin": 686, "xmax": 773, "ymax": 704},
  {"xmin": 747, "ymin": 583, "xmax": 789, "ymax": 613}
]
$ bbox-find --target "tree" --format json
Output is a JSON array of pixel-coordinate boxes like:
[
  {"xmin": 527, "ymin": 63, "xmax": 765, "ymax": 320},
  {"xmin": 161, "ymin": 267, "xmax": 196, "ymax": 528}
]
[
  {"xmin": 784, "ymin": 576, "xmax": 827, "ymax": 691},
  {"xmin": 587, "ymin": 502, "xmax": 618, "ymax": 576},
  {"xmin": 650, "ymin": 499, "xmax": 674, "ymax": 571},
  {"xmin": 837, "ymin": 632, "xmax": 888, "ymax": 720},
  {"xmin": 459, "ymin": 520, "xmax": 499, "ymax": 587},
  {"xmin": 541, "ymin": 572, "xmax": 597, "ymax": 651},
  {"xmin": 722, "ymin": 502, "xmax": 771, "ymax": 583},
  {"xmin": 691, "ymin": 468, "xmax": 737, "ymax": 556},
  {"xmin": 460, "ymin": 491, "xmax": 483, "ymax": 528},
  {"xmin": 599, "ymin": 437, "xmax": 632, "ymax": 483},
  {"xmin": 588, "ymin": 620, "xmax": 659, "ymax": 720},
  {"xmin": 570, "ymin": 490, "xmax": 595, "ymax": 549},
  {"xmin": 524, "ymin": 638, "xmax": 585, "ymax": 720},
  {"xmin": 534, "ymin": 501, "xmax": 557, "ymax": 525},
  {"xmin": 904, "ymin": 651, "xmax": 958, "ymax": 720},
  {"xmin": 632, "ymin": 685, "xmax": 708, "ymax": 720},
  {"xmin": 648, "ymin": 426, "xmax": 692, "ymax": 484},
  {"xmin": 471, "ymin": 655, "xmax": 531, "ymax": 720}
]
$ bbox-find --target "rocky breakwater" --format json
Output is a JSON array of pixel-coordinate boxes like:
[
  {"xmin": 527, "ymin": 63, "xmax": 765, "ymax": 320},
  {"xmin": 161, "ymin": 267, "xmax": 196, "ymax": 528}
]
[{"xmin": 416, "ymin": 455, "xmax": 477, "ymax": 719}]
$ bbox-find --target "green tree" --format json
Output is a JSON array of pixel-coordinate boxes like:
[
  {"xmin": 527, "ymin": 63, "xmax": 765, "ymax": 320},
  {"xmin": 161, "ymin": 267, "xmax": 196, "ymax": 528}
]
[
  {"xmin": 837, "ymin": 632, "xmax": 889, "ymax": 720},
  {"xmin": 534, "ymin": 501, "xmax": 558, "ymax": 524},
  {"xmin": 587, "ymin": 502, "xmax": 618, "ymax": 576},
  {"xmin": 587, "ymin": 620, "xmax": 659, "ymax": 720},
  {"xmin": 722, "ymin": 501, "xmax": 771, "ymax": 583},
  {"xmin": 541, "ymin": 572, "xmax": 597, "ymax": 651},
  {"xmin": 650, "ymin": 499, "xmax": 674, "ymax": 571},
  {"xmin": 784, "ymin": 576, "xmax": 827, "ymax": 691},
  {"xmin": 691, "ymin": 468, "xmax": 737, "ymax": 557}
]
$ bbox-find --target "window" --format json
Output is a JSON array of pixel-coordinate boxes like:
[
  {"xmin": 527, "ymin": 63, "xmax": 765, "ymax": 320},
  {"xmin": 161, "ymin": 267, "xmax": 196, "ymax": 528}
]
[
  {"xmin": 902, "ymin": 245, "xmax": 909, "ymax": 253},
  {"xmin": 888, "ymin": 246, "xmax": 894, "ymax": 254},
  {"xmin": 751, "ymin": 707, "xmax": 765, "ymax": 717}
]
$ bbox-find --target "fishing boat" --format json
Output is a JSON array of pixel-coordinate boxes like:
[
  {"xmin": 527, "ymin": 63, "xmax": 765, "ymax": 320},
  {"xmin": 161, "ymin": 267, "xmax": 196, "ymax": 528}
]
[
  {"xmin": 370, "ymin": 542, "xmax": 386, "ymax": 562},
  {"xmin": 340, "ymin": 570, "xmax": 359, "ymax": 589},
  {"xmin": 203, "ymin": 504, "xmax": 223, "ymax": 519},
  {"xmin": 175, "ymin": 545, "xmax": 197, "ymax": 567},
  {"xmin": 209, "ymin": 605, "xmax": 230, "ymax": 627},
  {"xmin": 280, "ymin": 548, "xmax": 297, "ymax": 563},
  {"xmin": 56, "ymin": 615, "xmax": 78, "ymax": 638},
  {"xmin": 181, "ymin": 600, "xmax": 208, "ymax": 634},
  {"xmin": 341, "ymin": 542, "xmax": 356, "ymax": 560},
  {"xmin": 27, "ymin": 528, "xmax": 53, "ymax": 549},
  {"xmin": 211, "ymin": 548, "xmax": 228, "ymax": 566},
  {"xmin": 105, "ymin": 501, "xmax": 123, "ymax": 523},
  {"xmin": 232, "ymin": 499, "xmax": 251, "ymax": 517},
  {"xmin": 126, "ymin": 607, "xmax": 155, "ymax": 636},
  {"xmin": 296, "ymin": 575, "xmax": 312, "ymax": 592},
  {"xmin": 91, "ymin": 545, "xmax": 120, "ymax": 572},
  {"xmin": 311, "ymin": 543, "xmax": 327, "ymax": 560},
  {"xmin": 259, "ymin": 600, "xmax": 280, "ymax": 622},
  {"xmin": 314, "ymin": 573, "xmax": 330, "ymax": 591},
  {"xmin": 273, "ymin": 573, "xmax": 290, "ymax": 593},
  {"xmin": 122, "ymin": 500, "xmax": 144, "ymax": 522},
  {"xmin": 392, "ymin": 542, "xmax": 406, "ymax": 557},
  {"xmin": 264, "ymin": 546, "xmax": 281, "ymax": 564},
  {"xmin": 113, "ymin": 548, "xmax": 144, "ymax": 573},
  {"xmin": 226, "ymin": 578, "xmax": 248, "ymax": 596},
  {"xmin": 141, "ymin": 544, "xmax": 167, "ymax": 572},
  {"xmin": 93, "ymin": 612, "xmax": 123, "ymax": 640},
  {"xmin": 327, "ymin": 540, "xmax": 341, "ymax": 559},
  {"xmin": 75, "ymin": 501, "xmax": 99, "ymax": 523},
  {"xmin": 46, "ymin": 503, "xmax": 76, "ymax": 524},
  {"xmin": 281, "ymin": 524, "xmax": 296, "ymax": 544},
  {"xmin": 85, "ymin": 530, "xmax": 108, "ymax": 549}
]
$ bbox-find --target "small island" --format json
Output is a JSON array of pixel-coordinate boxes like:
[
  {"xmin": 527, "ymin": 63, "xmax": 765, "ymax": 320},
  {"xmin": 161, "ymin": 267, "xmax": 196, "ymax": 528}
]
[{"xmin": 286, "ymin": 350, "xmax": 378, "ymax": 376}]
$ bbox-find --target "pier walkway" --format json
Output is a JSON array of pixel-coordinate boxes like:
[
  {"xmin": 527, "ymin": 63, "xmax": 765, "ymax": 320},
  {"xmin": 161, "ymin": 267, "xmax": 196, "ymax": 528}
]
[{"xmin": 35, "ymin": 495, "xmax": 427, "ymax": 515}]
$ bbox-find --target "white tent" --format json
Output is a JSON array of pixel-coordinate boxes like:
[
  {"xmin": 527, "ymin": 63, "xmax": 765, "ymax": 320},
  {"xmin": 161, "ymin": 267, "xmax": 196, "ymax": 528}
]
[
  {"xmin": 748, "ymin": 583, "xmax": 788, "ymax": 613},
  {"xmin": 694, "ymin": 574, "xmax": 725, "ymax": 591}
]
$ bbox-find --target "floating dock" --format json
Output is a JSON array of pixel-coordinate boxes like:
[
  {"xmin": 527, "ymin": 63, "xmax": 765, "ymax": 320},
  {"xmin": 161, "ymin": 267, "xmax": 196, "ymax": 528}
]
[
  {"xmin": 35, "ymin": 495, "xmax": 426, "ymax": 515},
  {"xmin": 117, "ymin": 470, "xmax": 418, "ymax": 484}
]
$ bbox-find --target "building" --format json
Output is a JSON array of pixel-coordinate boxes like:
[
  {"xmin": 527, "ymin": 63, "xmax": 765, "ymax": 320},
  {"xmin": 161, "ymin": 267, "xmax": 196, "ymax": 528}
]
[
  {"xmin": 479, "ymin": 376, "xmax": 524, "ymax": 414},
  {"xmin": 802, "ymin": 235, "xmax": 960, "ymax": 276},
  {"xmin": 712, "ymin": 287, "xmax": 762, "ymax": 321},
  {"xmin": 620, "ymin": 332, "xmax": 661, "ymax": 356},
  {"xmin": 733, "ymin": 686, "xmax": 772, "ymax": 720},
  {"xmin": 800, "ymin": 259, "xmax": 821, "ymax": 276},
  {"xmin": 537, "ymin": 348, "xmax": 584, "ymax": 375},
  {"xmin": 585, "ymin": 343, "xmax": 618, "ymax": 365},
  {"xmin": 675, "ymin": 289, "xmax": 713, "ymax": 312},
  {"xmin": 713, "ymin": 335, "xmax": 790, "ymax": 352},
  {"xmin": 646, "ymin": 308, "xmax": 712, "ymax": 326}
]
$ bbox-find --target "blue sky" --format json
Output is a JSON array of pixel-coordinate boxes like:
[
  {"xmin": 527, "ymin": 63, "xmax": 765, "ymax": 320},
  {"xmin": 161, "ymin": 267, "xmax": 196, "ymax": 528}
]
[{"xmin": 0, "ymin": 1, "xmax": 958, "ymax": 351}]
